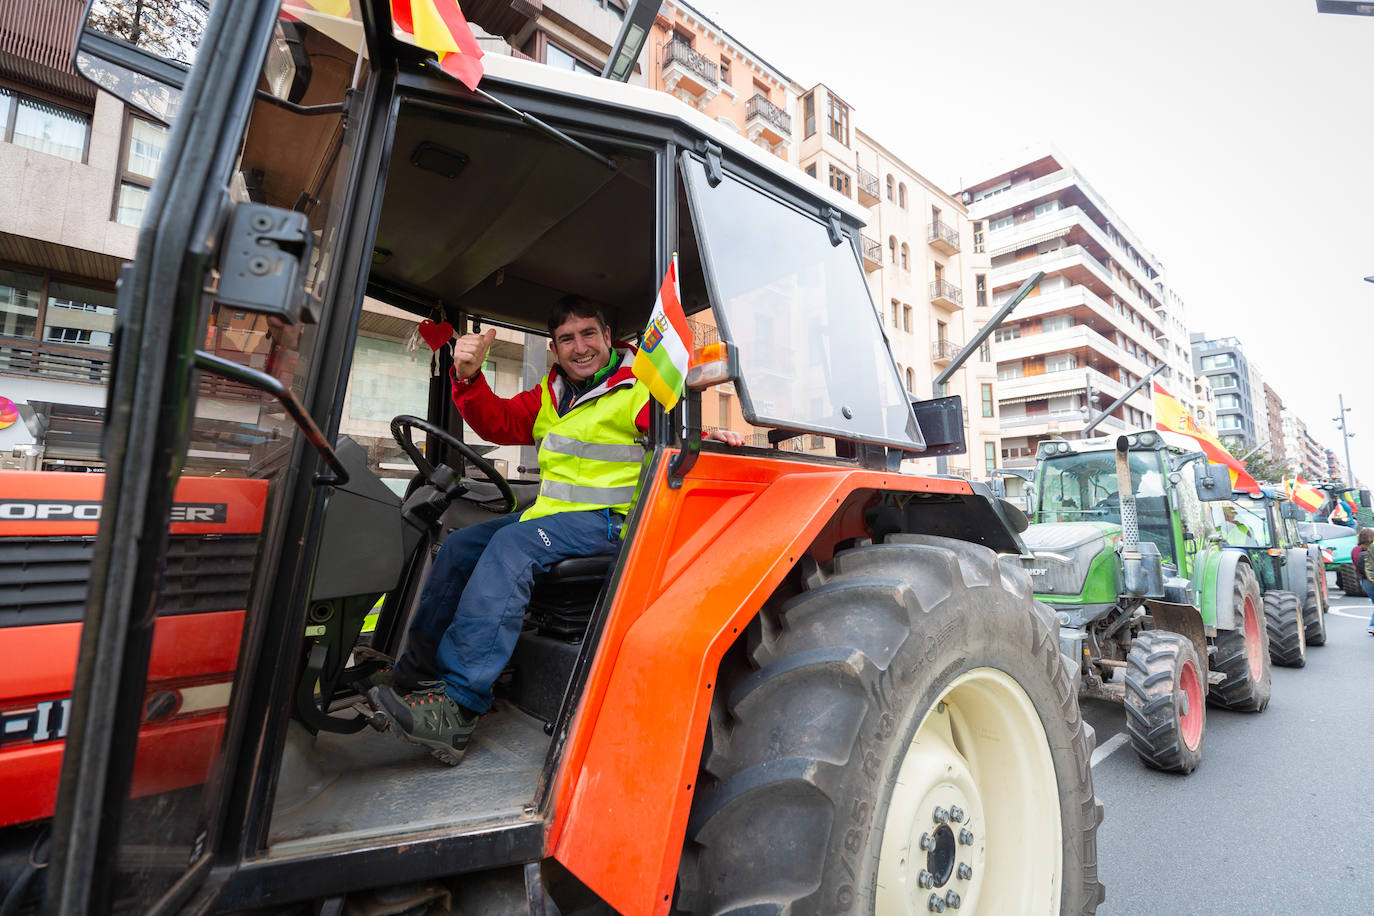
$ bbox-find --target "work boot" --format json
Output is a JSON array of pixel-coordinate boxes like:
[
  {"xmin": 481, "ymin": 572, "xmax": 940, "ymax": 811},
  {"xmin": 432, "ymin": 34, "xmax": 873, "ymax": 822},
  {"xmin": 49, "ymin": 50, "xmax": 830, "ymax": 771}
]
[{"xmin": 369, "ymin": 681, "xmax": 476, "ymax": 767}]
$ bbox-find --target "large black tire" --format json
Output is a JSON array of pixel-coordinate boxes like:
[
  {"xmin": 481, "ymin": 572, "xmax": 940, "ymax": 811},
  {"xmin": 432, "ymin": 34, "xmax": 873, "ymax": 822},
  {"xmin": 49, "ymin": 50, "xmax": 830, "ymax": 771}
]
[
  {"xmin": 1338, "ymin": 563, "xmax": 1363, "ymax": 598},
  {"xmin": 674, "ymin": 536, "xmax": 1105, "ymax": 916},
  {"xmin": 1304, "ymin": 560, "xmax": 1328, "ymax": 646},
  {"xmin": 1208, "ymin": 563, "xmax": 1271, "ymax": 712},
  {"xmin": 1263, "ymin": 590, "xmax": 1306, "ymax": 668},
  {"xmin": 1123, "ymin": 630, "xmax": 1205, "ymax": 774}
]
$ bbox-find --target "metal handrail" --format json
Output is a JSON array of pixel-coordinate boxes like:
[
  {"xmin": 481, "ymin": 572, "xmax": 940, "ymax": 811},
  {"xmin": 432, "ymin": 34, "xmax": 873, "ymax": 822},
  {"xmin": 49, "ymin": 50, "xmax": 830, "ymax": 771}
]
[
  {"xmin": 856, "ymin": 165, "xmax": 880, "ymax": 200},
  {"xmin": 930, "ymin": 279, "xmax": 963, "ymax": 306},
  {"xmin": 860, "ymin": 234, "xmax": 881, "ymax": 263},
  {"xmin": 928, "ymin": 218, "xmax": 960, "ymax": 251},
  {"xmin": 932, "ymin": 338, "xmax": 963, "ymax": 360},
  {"xmin": 745, "ymin": 93, "xmax": 791, "ymax": 135},
  {"xmin": 662, "ymin": 39, "xmax": 718, "ymax": 86}
]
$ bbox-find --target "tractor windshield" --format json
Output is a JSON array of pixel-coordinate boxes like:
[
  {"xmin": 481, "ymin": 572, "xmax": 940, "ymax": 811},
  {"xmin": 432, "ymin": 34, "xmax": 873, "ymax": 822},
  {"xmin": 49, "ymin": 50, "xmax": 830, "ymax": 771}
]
[
  {"xmin": 1218, "ymin": 497, "xmax": 1271, "ymax": 548},
  {"xmin": 1038, "ymin": 450, "xmax": 1174, "ymax": 562}
]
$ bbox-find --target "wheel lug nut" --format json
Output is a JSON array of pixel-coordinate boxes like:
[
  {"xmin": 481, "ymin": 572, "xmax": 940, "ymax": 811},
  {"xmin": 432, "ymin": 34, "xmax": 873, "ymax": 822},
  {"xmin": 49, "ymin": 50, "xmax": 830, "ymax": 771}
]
[
  {"xmin": 917, "ymin": 869, "xmax": 934, "ymax": 888},
  {"xmin": 957, "ymin": 863, "xmax": 973, "ymax": 880},
  {"xmin": 932, "ymin": 806, "xmax": 949, "ymax": 824},
  {"xmin": 959, "ymin": 828, "xmax": 974, "ymax": 846},
  {"xmin": 945, "ymin": 890, "xmax": 961, "ymax": 909},
  {"xmin": 919, "ymin": 832, "xmax": 936, "ymax": 851},
  {"xmin": 927, "ymin": 894, "xmax": 945, "ymax": 913},
  {"xmin": 949, "ymin": 805, "xmax": 964, "ymax": 823}
]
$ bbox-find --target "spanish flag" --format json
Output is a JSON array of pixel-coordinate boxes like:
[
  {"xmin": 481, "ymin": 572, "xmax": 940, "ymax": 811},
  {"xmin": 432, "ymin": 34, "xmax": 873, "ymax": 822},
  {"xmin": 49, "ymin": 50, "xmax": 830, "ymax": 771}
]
[
  {"xmin": 392, "ymin": 0, "xmax": 484, "ymax": 91},
  {"xmin": 632, "ymin": 256, "xmax": 691, "ymax": 410},
  {"xmin": 1152, "ymin": 381, "xmax": 1260, "ymax": 492},
  {"xmin": 1285, "ymin": 476, "xmax": 1326, "ymax": 514}
]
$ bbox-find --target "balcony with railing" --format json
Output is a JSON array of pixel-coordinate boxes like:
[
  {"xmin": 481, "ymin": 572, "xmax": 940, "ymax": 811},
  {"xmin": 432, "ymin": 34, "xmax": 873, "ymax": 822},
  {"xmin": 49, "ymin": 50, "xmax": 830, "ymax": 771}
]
[
  {"xmin": 856, "ymin": 165, "xmax": 881, "ymax": 207},
  {"xmin": 930, "ymin": 278, "xmax": 963, "ymax": 310},
  {"xmin": 860, "ymin": 234, "xmax": 882, "ymax": 272},
  {"xmin": 745, "ymin": 93, "xmax": 791, "ymax": 147},
  {"xmin": 661, "ymin": 39, "xmax": 719, "ymax": 105},
  {"xmin": 928, "ymin": 219, "xmax": 960, "ymax": 255},
  {"xmin": 0, "ymin": 338, "xmax": 111, "ymax": 385},
  {"xmin": 931, "ymin": 338, "xmax": 963, "ymax": 365}
]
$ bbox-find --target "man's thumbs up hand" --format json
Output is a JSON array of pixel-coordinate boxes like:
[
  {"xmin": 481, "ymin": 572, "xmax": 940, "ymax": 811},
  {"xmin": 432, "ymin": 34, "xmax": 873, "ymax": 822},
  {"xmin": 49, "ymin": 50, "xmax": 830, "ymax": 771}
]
[{"xmin": 454, "ymin": 327, "xmax": 497, "ymax": 380}]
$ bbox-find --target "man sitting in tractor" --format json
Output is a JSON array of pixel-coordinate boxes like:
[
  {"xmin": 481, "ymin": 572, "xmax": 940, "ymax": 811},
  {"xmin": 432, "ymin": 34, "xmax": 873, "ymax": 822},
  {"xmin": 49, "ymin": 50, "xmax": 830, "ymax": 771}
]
[
  {"xmin": 370, "ymin": 296, "xmax": 741, "ymax": 766},
  {"xmin": 1220, "ymin": 505, "xmax": 1258, "ymax": 547}
]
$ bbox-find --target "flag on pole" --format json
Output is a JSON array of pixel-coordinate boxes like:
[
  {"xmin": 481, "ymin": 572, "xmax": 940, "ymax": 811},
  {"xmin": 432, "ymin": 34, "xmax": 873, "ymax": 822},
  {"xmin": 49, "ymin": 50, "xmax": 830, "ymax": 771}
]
[
  {"xmin": 1151, "ymin": 381, "xmax": 1260, "ymax": 492},
  {"xmin": 1286, "ymin": 476, "xmax": 1325, "ymax": 514},
  {"xmin": 632, "ymin": 256, "xmax": 691, "ymax": 410},
  {"xmin": 392, "ymin": 0, "xmax": 485, "ymax": 91}
]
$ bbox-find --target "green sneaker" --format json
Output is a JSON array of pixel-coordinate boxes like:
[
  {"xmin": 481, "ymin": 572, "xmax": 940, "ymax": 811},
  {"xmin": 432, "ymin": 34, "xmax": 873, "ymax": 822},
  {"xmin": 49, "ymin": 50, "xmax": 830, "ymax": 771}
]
[
  {"xmin": 369, "ymin": 681, "xmax": 476, "ymax": 766},
  {"xmin": 352, "ymin": 665, "xmax": 395, "ymax": 694}
]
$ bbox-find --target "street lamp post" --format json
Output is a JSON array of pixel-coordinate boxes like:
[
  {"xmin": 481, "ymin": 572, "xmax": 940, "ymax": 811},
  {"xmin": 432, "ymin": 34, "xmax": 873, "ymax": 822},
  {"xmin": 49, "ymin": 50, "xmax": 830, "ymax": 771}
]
[{"xmin": 1334, "ymin": 393, "xmax": 1355, "ymax": 488}]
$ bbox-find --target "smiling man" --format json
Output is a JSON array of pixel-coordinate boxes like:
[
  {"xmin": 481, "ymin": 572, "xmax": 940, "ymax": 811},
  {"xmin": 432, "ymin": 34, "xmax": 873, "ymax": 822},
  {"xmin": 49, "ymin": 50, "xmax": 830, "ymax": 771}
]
[{"xmin": 369, "ymin": 295, "xmax": 739, "ymax": 766}]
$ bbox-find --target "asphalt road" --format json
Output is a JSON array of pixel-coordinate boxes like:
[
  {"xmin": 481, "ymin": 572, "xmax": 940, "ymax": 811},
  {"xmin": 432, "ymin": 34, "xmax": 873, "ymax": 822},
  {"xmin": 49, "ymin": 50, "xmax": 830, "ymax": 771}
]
[{"xmin": 1085, "ymin": 581, "xmax": 1374, "ymax": 915}]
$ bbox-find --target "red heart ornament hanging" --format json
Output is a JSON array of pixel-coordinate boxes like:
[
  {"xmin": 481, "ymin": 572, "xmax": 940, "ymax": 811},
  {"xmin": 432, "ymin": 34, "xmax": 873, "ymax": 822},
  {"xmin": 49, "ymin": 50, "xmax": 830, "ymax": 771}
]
[{"xmin": 418, "ymin": 319, "xmax": 454, "ymax": 350}]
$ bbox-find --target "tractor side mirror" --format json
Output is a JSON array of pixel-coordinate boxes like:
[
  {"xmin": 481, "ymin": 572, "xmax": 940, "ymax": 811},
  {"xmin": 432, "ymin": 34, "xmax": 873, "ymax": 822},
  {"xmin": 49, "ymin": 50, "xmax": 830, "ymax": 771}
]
[
  {"xmin": 1280, "ymin": 502, "xmax": 1302, "ymax": 521},
  {"xmin": 1360, "ymin": 488, "xmax": 1372, "ymax": 509},
  {"xmin": 74, "ymin": 0, "xmax": 211, "ymax": 124},
  {"xmin": 1194, "ymin": 461, "xmax": 1233, "ymax": 501}
]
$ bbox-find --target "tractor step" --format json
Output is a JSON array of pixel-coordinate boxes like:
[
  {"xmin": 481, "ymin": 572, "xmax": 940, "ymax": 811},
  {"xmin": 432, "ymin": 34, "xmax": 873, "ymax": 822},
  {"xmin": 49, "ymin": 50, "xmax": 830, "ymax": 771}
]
[{"xmin": 1207, "ymin": 670, "xmax": 1227, "ymax": 686}]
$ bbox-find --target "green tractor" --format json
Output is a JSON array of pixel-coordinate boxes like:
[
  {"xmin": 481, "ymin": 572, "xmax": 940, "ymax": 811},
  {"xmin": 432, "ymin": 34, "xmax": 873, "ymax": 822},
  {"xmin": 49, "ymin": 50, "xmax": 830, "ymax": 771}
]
[
  {"xmin": 1295, "ymin": 484, "xmax": 1372, "ymax": 596},
  {"xmin": 1214, "ymin": 487, "xmax": 1329, "ymax": 667},
  {"xmin": 1020, "ymin": 432, "xmax": 1270, "ymax": 775}
]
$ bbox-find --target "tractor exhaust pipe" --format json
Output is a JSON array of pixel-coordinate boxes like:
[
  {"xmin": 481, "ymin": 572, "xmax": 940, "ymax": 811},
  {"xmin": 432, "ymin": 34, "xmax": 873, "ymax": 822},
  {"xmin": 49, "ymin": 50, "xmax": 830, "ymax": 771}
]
[{"xmin": 1116, "ymin": 436, "xmax": 1144, "ymax": 595}]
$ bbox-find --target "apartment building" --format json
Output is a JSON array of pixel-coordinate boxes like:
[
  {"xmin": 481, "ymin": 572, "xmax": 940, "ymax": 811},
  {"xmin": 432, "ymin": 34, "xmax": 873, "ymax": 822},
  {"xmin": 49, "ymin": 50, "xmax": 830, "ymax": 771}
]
[
  {"xmin": 960, "ymin": 148, "xmax": 1168, "ymax": 469},
  {"xmin": 1281, "ymin": 412, "xmax": 1326, "ymax": 481},
  {"xmin": 1190, "ymin": 334, "xmax": 1261, "ymax": 452},
  {"xmin": 0, "ymin": 0, "xmax": 145, "ymax": 470},
  {"xmin": 1262, "ymin": 382, "xmax": 1285, "ymax": 463}
]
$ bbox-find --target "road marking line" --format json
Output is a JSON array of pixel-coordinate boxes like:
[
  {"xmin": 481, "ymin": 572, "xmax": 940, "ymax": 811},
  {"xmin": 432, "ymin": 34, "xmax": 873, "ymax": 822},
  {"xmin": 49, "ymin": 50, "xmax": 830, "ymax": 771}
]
[
  {"xmin": 1091, "ymin": 732, "xmax": 1129, "ymax": 768},
  {"xmin": 1327, "ymin": 607, "xmax": 1371, "ymax": 620}
]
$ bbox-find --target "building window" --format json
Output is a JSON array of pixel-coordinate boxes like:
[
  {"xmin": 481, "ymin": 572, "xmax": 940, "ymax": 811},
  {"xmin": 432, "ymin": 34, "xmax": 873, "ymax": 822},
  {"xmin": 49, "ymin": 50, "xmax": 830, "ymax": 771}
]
[
  {"xmin": 997, "ymin": 362, "xmax": 1024, "ymax": 380},
  {"xmin": 802, "ymin": 92, "xmax": 815, "ymax": 137},
  {"xmin": 115, "ymin": 113, "xmax": 170, "ymax": 227},
  {"xmin": 993, "ymin": 325, "xmax": 1020, "ymax": 342},
  {"xmin": 1033, "ymin": 200, "xmax": 1058, "ymax": 217},
  {"xmin": 1041, "ymin": 314, "xmax": 1073, "ymax": 333},
  {"xmin": 826, "ymin": 93, "xmax": 849, "ymax": 145},
  {"xmin": 989, "ymin": 214, "xmax": 1013, "ymax": 231},
  {"xmin": 1200, "ymin": 353, "xmax": 1235, "ymax": 370},
  {"xmin": 891, "ymin": 299, "xmax": 900, "ymax": 327},
  {"xmin": 806, "ymin": 163, "xmax": 817, "ymax": 179},
  {"xmin": 973, "ymin": 221, "xmax": 985, "ymax": 253},
  {"xmin": 2, "ymin": 89, "xmax": 90, "ymax": 163},
  {"xmin": 546, "ymin": 42, "xmax": 597, "ymax": 74},
  {"xmin": 0, "ymin": 268, "xmax": 42, "ymax": 340},
  {"xmin": 981, "ymin": 383, "xmax": 994, "ymax": 417},
  {"xmin": 886, "ymin": 174, "xmax": 894, "ymax": 200},
  {"xmin": 1045, "ymin": 353, "xmax": 1077, "ymax": 373},
  {"xmin": 903, "ymin": 304, "xmax": 912, "ymax": 332},
  {"xmin": 976, "ymin": 274, "xmax": 987, "ymax": 307},
  {"xmin": 978, "ymin": 340, "xmax": 992, "ymax": 362},
  {"xmin": 900, "ymin": 242, "xmax": 909, "ymax": 270},
  {"xmin": 985, "ymin": 441, "xmax": 997, "ymax": 475},
  {"xmin": 898, "ymin": 182, "xmax": 907, "ymax": 209},
  {"xmin": 719, "ymin": 55, "xmax": 731, "ymax": 85},
  {"xmin": 828, "ymin": 164, "xmax": 851, "ymax": 197},
  {"xmin": 0, "ymin": 268, "xmax": 116, "ymax": 351},
  {"xmin": 888, "ymin": 236, "xmax": 897, "ymax": 264}
]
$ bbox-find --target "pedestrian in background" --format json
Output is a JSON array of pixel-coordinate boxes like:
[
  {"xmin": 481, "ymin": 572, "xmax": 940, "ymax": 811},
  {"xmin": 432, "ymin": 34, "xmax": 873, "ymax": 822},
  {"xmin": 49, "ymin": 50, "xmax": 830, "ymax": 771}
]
[{"xmin": 1355, "ymin": 528, "xmax": 1374, "ymax": 634}]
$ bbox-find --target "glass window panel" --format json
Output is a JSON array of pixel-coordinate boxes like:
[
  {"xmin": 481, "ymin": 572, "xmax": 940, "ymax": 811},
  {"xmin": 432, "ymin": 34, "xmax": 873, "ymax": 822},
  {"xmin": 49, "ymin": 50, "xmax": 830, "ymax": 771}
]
[
  {"xmin": 0, "ymin": 268, "xmax": 42, "ymax": 339},
  {"xmin": 127, "ymin": 117, "xmax": 169, "ymax": 180},
  {"xmin": 46, "ymin": 282, "xmax": 117, "ymax": 349},
  {"xmin": 12, "ymin": 97, "xmax": 89, "ymax": 162},
  {"xmin": 116, "ymin": 182, "xmax": 151, "ymax": 227},
  {"xmin": 0, "ymin": 87, "xmax": 10, "ymax": 137},
  {"xmin": 682, "ymin": 155, "xmax": 922, "ymax": 450}
]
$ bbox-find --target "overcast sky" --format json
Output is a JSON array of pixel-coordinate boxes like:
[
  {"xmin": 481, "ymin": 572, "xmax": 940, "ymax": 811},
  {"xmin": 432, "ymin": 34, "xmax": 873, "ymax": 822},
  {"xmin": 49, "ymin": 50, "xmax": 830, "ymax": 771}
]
[{"xmin": 701, "ymin": 0, "xmax": 1373, "ymax": 483}]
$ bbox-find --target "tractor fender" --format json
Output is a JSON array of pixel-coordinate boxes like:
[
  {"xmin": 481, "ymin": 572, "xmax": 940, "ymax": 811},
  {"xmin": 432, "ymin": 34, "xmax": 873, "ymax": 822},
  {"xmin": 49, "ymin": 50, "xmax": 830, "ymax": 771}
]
[
  {"xmin": 1282, "ymin": 547, "xmax": 1309, "ymax": 596},
  {"xmin": 1208, "ymin": 548, "xmax": 1253, "ymax": 632}
]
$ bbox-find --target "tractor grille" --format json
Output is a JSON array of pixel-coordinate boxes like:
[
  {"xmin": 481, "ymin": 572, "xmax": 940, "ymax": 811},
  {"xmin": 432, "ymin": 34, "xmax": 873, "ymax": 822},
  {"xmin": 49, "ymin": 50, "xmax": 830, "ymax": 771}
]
[{"xmin": 0, "ymin": 535, "xmax": 260, "ymax": 627}]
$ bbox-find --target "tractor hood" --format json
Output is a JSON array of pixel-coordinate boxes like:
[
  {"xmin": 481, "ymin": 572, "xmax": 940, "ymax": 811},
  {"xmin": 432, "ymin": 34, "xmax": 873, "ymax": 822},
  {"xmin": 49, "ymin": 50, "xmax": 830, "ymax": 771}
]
[{"xmin": 1020, "ymin": 522, "xmax": 1121, "ymax": 600}]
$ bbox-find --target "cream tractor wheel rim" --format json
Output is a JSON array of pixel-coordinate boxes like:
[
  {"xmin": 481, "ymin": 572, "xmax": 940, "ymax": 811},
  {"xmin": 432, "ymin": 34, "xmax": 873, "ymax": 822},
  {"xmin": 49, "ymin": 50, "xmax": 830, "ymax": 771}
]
[{"xmin": 875, "ymin": 668, "xmax": 1062, "ymax": 915}]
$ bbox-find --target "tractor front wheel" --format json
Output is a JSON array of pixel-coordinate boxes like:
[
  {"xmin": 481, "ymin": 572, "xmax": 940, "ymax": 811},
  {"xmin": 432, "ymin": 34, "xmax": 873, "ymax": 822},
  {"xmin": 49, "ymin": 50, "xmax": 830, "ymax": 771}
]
[
  {"xmin": 1208, "ymin": 563, "xmax": 1271, "ymax": 712},
  {"xmin": 1304, "ymin": 560, "xmax": 1328, "ymax": 646},
  {"xmin": 675, "ymin": 536, "xmax": 1105, "ymax": 916},
  {"xmin": 1263, "ymin": 591, "xmax": 1306, "ymax": 668},
  {"xmin": 1338, "ymin": 564, "xmax": 1363, "ymax": 598},
  {"xmin": 1123, "ymin": 630, "xmax": 1205, "ymax": 774}
]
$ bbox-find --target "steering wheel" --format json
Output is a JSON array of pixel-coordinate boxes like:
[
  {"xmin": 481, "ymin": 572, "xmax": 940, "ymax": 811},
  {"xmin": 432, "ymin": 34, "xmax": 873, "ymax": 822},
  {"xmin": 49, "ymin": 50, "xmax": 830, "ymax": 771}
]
[
  {"xmin": 1093, "ymin": 493, "xmax": 1121, "ymax": 512},
  {"xmin": 390, "ymin": 415, "xmax": 516, "ymax": 515}
]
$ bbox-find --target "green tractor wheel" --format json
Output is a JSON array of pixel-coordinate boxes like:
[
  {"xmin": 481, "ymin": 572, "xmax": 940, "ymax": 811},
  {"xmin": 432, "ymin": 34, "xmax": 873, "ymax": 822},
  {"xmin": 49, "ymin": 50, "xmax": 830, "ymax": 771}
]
[
  {"xmin": 1123, "ymin": 630, "xmax": 1205, "ymax": 774},
  {"xmin": 1303, "ymin": 560, "xmax": 1328, "ymax": 647},
  {"xmin": 1263, "ymin": 590, "xmax": 1306, "ymax": 668},
  {"xmin": 1207, "ymin": 563, "xmax": 1271, "ymax": 713}
]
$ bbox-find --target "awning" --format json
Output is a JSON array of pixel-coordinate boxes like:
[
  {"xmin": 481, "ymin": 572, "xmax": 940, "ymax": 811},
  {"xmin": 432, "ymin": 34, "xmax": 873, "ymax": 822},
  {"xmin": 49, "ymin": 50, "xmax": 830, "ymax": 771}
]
[{"xmin": 20, "ymin": 400, "xmax": 105, "ymax": 461}]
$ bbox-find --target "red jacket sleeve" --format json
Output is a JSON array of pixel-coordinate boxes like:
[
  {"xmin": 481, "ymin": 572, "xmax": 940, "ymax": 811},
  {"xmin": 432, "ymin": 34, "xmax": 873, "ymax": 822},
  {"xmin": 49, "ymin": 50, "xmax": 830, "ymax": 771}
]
[{"xmin": 450, "ymin": 370, "xmax": 542, "ymax": 445}]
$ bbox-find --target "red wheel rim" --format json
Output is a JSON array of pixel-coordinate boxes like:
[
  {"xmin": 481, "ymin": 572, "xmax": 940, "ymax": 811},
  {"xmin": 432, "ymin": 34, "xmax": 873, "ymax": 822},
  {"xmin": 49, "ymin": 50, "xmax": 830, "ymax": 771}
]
[
  {"xmin": 1178, "ymin": 658, "xmax": 1203, "ymax": 750},
  {"xmin": 1243, "ymin": 595, "xmax": 1263, "ymax": 681}
]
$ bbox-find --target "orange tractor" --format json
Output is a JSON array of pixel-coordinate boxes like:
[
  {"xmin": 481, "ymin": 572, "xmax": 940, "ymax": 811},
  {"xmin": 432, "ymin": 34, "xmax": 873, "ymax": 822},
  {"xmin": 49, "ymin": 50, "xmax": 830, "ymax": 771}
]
[{"xmin": 16, "ymin": 3, "xmax": 1104, "ymax": 914}]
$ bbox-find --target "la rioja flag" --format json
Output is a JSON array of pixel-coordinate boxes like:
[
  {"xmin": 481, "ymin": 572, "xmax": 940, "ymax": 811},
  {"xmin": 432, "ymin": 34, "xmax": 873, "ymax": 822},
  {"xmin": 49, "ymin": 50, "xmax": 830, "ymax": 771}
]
[{"xmin": 633, "ymin": 256, "xmax": 691, "ymax": 410}]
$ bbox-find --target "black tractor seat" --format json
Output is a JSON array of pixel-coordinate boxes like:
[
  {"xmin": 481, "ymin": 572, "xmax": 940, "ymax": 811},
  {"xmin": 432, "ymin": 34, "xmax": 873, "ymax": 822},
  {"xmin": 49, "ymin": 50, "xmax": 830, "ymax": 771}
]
[{"xmin": 526, "ymin": 553, "xmax": 618, "ymax": 640}]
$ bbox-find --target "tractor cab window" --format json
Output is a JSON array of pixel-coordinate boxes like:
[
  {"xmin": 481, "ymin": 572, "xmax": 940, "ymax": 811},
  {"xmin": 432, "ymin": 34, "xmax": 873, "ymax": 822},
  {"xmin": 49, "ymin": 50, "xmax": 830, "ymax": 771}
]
[
  {"xmin": 1037, "ymin": 450, "xmax": 1174, "ymax": 562},
  {"xmin": 1217, "ymin": 497, "xmax": 1270, "ymax": 548}
]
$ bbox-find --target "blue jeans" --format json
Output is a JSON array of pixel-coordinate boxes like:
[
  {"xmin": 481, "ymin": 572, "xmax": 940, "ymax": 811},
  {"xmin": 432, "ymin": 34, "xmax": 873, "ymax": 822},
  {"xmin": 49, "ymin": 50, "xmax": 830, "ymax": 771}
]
[
  {"xmin": 408, "ymin": 509, "xmax": 622, "ymax": 713},
  {"xmin": 1362, "ymin": 579, "xmax": 1374, "ymax": 625}
]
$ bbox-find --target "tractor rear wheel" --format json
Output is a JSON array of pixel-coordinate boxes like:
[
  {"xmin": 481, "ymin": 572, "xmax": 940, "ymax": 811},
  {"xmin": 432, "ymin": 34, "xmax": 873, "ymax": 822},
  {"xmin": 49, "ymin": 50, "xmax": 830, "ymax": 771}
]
[
  {"xmin": 1303, "ymin": 560, "xmax": 1328, "ymax": 646},
  {"xmin": 1207, "ymin": 563, "xmax": 1271, "ymax": 713},
  {"xmin": 1338, "ymin": 564, "xmax": 1363, "ymax": 598},
  {"xmin": 1263, "ymin": 591, "xmax": 1306, "ymax": 668},
  {"xmin": 674, "ymin": 536, "xmax": 1105, "ymax": 916},
  {"xmin": 1122, "ymin": 630, "xmax": 1204, "ymax": 774}
]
